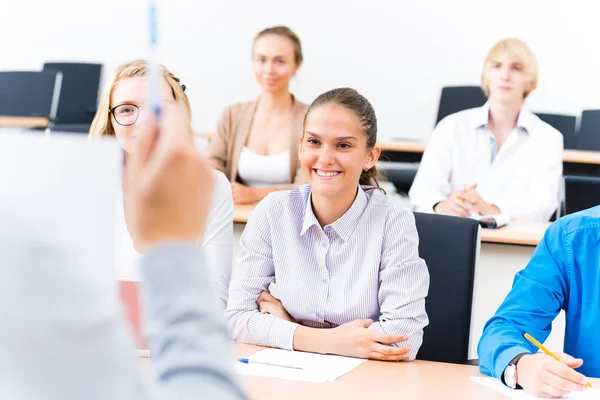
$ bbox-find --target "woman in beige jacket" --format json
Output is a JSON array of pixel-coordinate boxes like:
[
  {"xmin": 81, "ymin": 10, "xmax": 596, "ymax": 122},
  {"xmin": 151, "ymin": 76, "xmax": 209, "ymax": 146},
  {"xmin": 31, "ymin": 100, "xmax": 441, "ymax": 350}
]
[{"xmin": 209, "ymin": 26, "xmax": 308, "ymax": 204}]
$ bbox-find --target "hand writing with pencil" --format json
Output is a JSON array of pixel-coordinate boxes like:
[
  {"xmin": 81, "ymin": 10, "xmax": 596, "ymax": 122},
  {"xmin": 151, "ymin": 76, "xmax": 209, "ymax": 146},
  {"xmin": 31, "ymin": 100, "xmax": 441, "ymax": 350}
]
[
  {"xmin": 434, "ymin": 190, "xmax": 471, "ymax": 217},
  {"xmin": 434, "ymin": 184, "xmax": 500, "ymax": 217},
  {"xmin": 460, "ymin": 184, "xmax": 500, "ymax": 216},
  {"xmin": 516, "ymin": 352, "xmax": 590, "ymax": 398}
]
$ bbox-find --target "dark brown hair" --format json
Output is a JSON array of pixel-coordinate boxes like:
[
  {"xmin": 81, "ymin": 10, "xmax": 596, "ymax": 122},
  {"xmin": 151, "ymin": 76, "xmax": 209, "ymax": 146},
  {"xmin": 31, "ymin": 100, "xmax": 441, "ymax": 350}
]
[
  {"xmin": 303, "ymin": 87, "xmax": 385, "ymax": 192},
  {"xmin": 254, "ymin": 26, "xmax": 303, "ymax": 66}
]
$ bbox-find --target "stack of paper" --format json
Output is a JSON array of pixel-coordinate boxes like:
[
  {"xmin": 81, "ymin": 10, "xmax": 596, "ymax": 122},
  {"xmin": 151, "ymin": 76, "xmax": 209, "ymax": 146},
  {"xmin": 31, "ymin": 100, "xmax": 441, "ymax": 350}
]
[
  {"xmin": 235, "ymin": 349, "xmax": 367, "ymax": 382},
  {"xmin": 471, "ymin": 377, "xmax": 600, "ymax": 399}
]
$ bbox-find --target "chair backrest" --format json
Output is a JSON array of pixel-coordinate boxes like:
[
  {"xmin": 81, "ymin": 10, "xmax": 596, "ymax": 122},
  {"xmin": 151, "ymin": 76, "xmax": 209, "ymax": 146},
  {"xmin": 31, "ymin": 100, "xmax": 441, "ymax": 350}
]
[
  {"xmin": 414, "ymin": 212, "xmax": 480, "ymax": 364},
  {"xmin": 534, "ymin": 113, "xmax": 577, "ymax": 150},
  {"xmin": 576, "ymin": 110, "xmax": 600, "ymax": 151},
  {"xmin": 43, "ymin": 62, "xmax": 102, "ymax": 124},
  {"xmin": 564, "ymin": 175, "xmax": 600, "ymax": 215},
  {"xmin": 436, "ymin": 86, "xmax": 487, "ymax": 125},
  {"xmin": 0, "ymin": 71, "xmax": 62, "ymax": 119}
]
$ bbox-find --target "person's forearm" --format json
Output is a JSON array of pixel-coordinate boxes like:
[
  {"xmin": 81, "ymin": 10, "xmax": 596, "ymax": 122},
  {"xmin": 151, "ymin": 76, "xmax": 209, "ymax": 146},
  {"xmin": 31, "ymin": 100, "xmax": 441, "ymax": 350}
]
[
  {"xmin": 292, "ymin": 326, "xmax": 333, "ymax": 354},
  {"xmin": 226, "ymin": 308, "xmax": 299, "ymax": 350},
  {"xmin": 141, "ymin": 243, "xmax": 246, "ymax": 400}
]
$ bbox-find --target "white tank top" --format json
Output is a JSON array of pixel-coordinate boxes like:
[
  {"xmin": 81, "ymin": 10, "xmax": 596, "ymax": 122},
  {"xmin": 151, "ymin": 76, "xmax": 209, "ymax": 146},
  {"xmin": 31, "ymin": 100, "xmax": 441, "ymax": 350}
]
[{"xmin": 237, "ymin": 146, "xmax": 290, "ymax": 188}]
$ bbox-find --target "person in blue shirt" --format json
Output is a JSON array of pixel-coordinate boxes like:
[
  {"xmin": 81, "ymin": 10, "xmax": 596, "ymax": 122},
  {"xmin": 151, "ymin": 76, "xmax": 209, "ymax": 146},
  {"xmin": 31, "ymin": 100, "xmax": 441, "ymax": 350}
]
[{"xmin": 478, "ymin": 207, "xmax": 600, "ymax": 398}]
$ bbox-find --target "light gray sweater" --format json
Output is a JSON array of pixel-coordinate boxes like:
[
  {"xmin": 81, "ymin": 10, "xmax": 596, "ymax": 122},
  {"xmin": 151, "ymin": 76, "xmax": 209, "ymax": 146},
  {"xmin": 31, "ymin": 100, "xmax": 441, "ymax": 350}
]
[{"xmin": 0, "ymin": 240, "xmax": 246, "ymax": 400}]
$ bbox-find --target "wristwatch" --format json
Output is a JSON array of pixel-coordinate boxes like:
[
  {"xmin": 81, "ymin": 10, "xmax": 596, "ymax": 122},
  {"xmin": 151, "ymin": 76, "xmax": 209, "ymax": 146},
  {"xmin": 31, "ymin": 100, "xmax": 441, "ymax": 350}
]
[{"xmin": 504, "ymin": 353, "xmax": 529, "ymax": 389}]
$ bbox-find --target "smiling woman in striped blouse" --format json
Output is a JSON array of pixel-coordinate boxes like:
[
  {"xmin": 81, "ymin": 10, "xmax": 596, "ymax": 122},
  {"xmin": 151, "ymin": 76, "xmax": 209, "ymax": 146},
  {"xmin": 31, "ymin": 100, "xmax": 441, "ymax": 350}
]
[{"xmin": 225, "ymin": 88, "xmax": 430, "ymax": 361}]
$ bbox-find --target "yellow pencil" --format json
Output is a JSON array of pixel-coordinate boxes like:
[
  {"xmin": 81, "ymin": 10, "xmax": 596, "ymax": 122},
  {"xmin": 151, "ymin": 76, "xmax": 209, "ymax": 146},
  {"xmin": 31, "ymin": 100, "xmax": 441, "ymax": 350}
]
[{"xmin": 524, "ymin": 333, "xmax": 592, "ymax": 388}]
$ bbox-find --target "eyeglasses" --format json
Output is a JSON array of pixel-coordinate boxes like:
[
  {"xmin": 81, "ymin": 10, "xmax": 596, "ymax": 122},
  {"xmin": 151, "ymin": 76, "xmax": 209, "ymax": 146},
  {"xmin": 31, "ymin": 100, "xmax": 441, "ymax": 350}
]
[{"xmin": 109, "ymin": 104, "xmax": 140, "ymax": 126}]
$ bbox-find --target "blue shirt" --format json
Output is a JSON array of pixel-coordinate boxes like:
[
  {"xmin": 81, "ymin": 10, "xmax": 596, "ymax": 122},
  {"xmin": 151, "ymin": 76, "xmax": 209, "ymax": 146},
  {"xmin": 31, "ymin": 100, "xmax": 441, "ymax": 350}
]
[{"xmin": 478, "ymin": 206, "xmax": 600, "ymax": 380}]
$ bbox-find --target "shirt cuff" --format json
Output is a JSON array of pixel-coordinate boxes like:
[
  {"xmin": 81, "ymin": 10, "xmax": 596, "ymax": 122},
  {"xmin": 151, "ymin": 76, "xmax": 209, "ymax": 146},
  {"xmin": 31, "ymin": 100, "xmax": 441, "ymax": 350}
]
[
  {"xmin": 268, "ymin": 317, "xmax": 299, "ymax": 350},
  {"xmin": 495, "ymin": 346, "xmax": 532, "ymax": 383}
]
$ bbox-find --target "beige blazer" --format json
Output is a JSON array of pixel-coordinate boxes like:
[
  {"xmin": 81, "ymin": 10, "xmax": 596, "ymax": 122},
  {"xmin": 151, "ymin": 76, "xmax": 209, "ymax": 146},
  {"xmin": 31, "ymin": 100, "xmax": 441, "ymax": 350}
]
[{"xmin": 208, "ymin": 97, "xmax": 309, "ymax": 188}]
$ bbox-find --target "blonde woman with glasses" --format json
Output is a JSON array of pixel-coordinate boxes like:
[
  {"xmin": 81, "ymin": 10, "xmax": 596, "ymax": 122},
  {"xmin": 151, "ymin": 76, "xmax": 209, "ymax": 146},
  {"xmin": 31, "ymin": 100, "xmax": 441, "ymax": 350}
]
[{"xmin": 90, "ymin": 60, "xmax": 233, "ymax": 310}]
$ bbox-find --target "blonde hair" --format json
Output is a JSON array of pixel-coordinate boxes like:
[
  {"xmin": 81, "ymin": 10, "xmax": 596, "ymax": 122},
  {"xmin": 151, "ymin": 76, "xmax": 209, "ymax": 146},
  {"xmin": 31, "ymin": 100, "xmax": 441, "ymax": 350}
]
[
  {"xmin": 481, "ymin": 38, "xmax": 538, "ymax": 99},
  {"xmin": 89, "ymin": 59, "xmax": 190, "ymax": 137}
]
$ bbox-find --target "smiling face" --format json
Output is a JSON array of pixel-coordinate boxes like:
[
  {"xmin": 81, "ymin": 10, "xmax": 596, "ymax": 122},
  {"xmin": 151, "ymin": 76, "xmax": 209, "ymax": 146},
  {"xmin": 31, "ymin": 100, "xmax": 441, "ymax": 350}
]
[
  {"xmin": 252, "ymin": 34, "xmax": 299, "ymax": 94},
  {"xmin": 299, "ymin": 103, "xmax": 379, "ymax": 200},
  {"xmin": 110, "ymin": 77, "xmax": 175, "ymax": 153},
  {"xmin": 484, "ymin": 51, "xmax": 528, "ymax": 104}
]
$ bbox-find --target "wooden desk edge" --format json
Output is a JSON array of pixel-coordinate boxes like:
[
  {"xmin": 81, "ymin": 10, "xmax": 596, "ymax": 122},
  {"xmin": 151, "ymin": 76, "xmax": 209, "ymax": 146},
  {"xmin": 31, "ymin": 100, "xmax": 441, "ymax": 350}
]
[
  {"xmin": 379, "ymin": 142, "xmax": 600, "ymax": 165},
  {"xmin": 0, "ymin": 116, "xmax": 50, "ymax": 128}
]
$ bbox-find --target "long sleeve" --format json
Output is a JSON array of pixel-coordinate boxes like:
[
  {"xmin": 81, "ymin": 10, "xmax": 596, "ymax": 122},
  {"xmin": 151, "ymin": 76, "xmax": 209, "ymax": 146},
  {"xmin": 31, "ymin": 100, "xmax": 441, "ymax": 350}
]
[
  {"xmin": 0, "ymin": 214, "xmax": 149, "ymax": 400},
  {"xmin": 140, "ymin": 243, "xmax": 246, "ymax": 400},
  {"xmin": 408, "ymin": 119, "xmax": 455, "ymax": 212},
  {"xmin": 368, "ymin": 208, "xmax": 430, "ymax": 360},
  {"xmin": 208, "ymin": 106, "xmax": 232, "ymax": 177},
  {"xmin": 202, "ymin": 171, "xmax": 234, "ymax": 310},
  {"xmin": 225, "ymin": 196, "xmax": 299, "ymax": 350},
  {"xmin": 477, "ymin": 222, "xmax": 569, "ymax": 380},
  {"xmin": 493, "ymin": 133, "xmax": 563, "ymax": 222}
]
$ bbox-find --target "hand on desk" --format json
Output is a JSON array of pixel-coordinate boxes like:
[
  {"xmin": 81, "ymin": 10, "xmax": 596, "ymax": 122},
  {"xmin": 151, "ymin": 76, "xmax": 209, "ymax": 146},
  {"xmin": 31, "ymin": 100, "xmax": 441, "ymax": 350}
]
[
  {"xmin": 327, "ymin": 320, "xmax": 411, "ymax": 361},
  {"xmin": 461, "ymin": 188, "xmax": 500, "ymax": 216},
  {"xmin": 257, "ymin": 291, "xmax": 297, "ymax": 323},
  {"xmin": 434, "ymin": 185, "xmax": 500, "ymax": 218},
  {"xmin": 434, "ymin": 191, "xmax": 470, "ymax": 217},
  {"xmin": 516, "ymin": 352, "xmax": 589, "ymax": 398}
]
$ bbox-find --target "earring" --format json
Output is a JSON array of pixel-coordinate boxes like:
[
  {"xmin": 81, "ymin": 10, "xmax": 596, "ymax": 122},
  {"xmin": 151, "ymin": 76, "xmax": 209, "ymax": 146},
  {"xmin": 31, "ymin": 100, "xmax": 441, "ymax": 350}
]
[{"xmin": 363, "ymin": 167, "xmax": 370, "ymax": 172}]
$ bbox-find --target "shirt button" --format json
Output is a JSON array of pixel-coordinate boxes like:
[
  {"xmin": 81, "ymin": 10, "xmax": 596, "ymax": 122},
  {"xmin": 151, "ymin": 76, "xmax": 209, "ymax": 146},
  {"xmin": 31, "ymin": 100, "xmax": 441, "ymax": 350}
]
[
  {"xmin": 322, "ymin": 278, "xmax": 327, "ymax": 284},
  {"xmin": 324, "ymin": 226, "xmax": 331, "ymax": 232},
  {"xmin": 322, "ymin": 242, "xmax": 327, "ymax": 248},
  {"xmin": 316, "ymin": 312, "xmax": 322, "ymax": 319}
]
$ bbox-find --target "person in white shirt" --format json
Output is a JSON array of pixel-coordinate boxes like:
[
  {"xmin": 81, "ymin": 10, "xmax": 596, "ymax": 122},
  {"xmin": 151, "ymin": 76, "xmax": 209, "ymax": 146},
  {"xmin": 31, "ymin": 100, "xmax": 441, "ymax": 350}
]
[
  {"xmin": 409, "ymin": 38, "xmax": 563, "ymax": 222},
  {"xmin": 90, "ymin": 60, "xmax": 233, "ymax": 309}
]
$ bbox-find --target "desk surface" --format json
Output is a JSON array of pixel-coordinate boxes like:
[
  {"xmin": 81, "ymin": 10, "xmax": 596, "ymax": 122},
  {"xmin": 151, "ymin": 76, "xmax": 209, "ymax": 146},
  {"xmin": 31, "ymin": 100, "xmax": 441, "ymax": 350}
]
[
  {"xmin": 480, "ymin": 220, "xmax": 549, "ymax": 246},
  {"xmin": 0, "ymin": 116, "xmax": 49, "ymax": 128},
  {"xmin": 194, "ymin": 131, "xmax": 215, "ymax": 140},
  {"xmin": 379, "ymin": 140, "xmax": 600, "ymax": 165},
  {"xmin": 234, "ymin": 204, "xmax": 548, "ymax": 246},
  {"xmin": 233, "ymin": 204, "xmax": 256, "ymax": 223},
  {"xmin": 236, "ymin": 343, "xmax": 509, "ymax": 400}
]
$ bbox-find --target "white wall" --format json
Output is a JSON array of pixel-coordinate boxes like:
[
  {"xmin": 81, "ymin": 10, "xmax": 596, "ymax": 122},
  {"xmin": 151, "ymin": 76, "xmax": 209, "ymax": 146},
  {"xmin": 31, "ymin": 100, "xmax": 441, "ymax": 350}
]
[{"xmin": 3, "ymin": 0, "xmax": 600, "ymax": 140}]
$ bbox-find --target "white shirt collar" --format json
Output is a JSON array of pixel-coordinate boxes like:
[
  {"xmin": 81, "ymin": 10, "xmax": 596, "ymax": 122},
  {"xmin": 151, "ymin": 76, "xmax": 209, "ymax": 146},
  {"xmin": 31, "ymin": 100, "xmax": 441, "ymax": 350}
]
[{"xmin": 470, "ymin": 102, "xmax": 535, "ymax": 134}]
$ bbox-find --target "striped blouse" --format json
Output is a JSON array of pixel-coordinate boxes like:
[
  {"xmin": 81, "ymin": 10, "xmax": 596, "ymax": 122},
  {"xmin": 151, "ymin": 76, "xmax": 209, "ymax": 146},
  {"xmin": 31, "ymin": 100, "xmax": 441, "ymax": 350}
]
[{"xmin": 225, "ymin": 184, "xmax": 430, "ymax": 360}]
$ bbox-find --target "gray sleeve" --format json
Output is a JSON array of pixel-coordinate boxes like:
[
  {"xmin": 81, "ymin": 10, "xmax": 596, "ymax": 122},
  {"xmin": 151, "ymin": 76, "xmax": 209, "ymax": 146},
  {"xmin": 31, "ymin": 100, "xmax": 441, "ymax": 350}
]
[{"xmin": 140, "ymin": 243, "xmax": 246, "ymax": 400}]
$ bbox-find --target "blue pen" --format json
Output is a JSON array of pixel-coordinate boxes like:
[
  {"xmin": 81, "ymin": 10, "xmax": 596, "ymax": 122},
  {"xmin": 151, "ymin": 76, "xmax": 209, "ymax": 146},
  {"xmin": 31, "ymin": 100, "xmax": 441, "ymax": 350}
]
[
  {"xmin": 148, "ymin": 0, "xmax": 161, "ymax": 119},
  {"xmin": 237, "ymin": 357, "xmax": 303, "ymax": 370}
]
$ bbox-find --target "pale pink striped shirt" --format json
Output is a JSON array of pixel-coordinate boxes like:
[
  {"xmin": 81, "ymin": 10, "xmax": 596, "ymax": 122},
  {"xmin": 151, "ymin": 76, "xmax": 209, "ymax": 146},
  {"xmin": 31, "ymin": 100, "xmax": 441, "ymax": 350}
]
[{"xmin": 225, "ymin": 184, "xmax": 430, "ymax": 360}]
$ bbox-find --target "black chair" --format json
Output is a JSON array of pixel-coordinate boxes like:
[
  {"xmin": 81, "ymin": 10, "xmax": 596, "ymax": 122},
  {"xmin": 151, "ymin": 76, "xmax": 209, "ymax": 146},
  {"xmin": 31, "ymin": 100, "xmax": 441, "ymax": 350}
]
[
  {"xmin": 378, "ymin": 162, "xmax": 419, "ymax": 195},
  {"xmin": 563, "ymin": 175, "xmax": 600, "ymax": 215},
  {"xmin": 0, "ymin": 71, "xmax": 62, "ymax": 120},
  {"xmin": 534, "ymin": 113, "xmax": 577, "ymax": 150},
  {"xmin": 414, "ymin": 212, "xmax": 480, "ymax": 364},
  {"xmin": 43, "ymin": 62, "xmax": 102, "ymax": 133},
  {"xmin": 576, "ymin": 110, "xmax": 600, "ymax": 151},
  {"xmin": 436, "ymin": 86, "xmax": 487, "ymax": 125}
]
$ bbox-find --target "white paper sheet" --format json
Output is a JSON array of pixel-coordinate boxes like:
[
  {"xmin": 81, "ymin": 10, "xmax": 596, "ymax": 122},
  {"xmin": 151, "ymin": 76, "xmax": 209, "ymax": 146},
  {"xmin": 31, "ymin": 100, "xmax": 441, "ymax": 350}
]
[
  {"xmin": 0, "ymin": 132, "xmax": 122, "ymax": 292},
  {"xmin": 235, "ymin": 349, "xmax": 367, "ymax": 382},
  {"xmin": 471, "ymin": 376, "xmax": 600, "ymax": 399}
]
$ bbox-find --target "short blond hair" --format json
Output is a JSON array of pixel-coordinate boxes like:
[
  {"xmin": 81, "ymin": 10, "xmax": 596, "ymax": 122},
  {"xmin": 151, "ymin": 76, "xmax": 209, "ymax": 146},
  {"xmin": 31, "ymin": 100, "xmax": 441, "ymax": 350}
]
[
  {"xmin": 481, "ymin": 38, "xmax": 538, "ymax": 99},
  {"xmin": 89, "ymin": 59, "xmax": 190, "ymax": 137}
]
